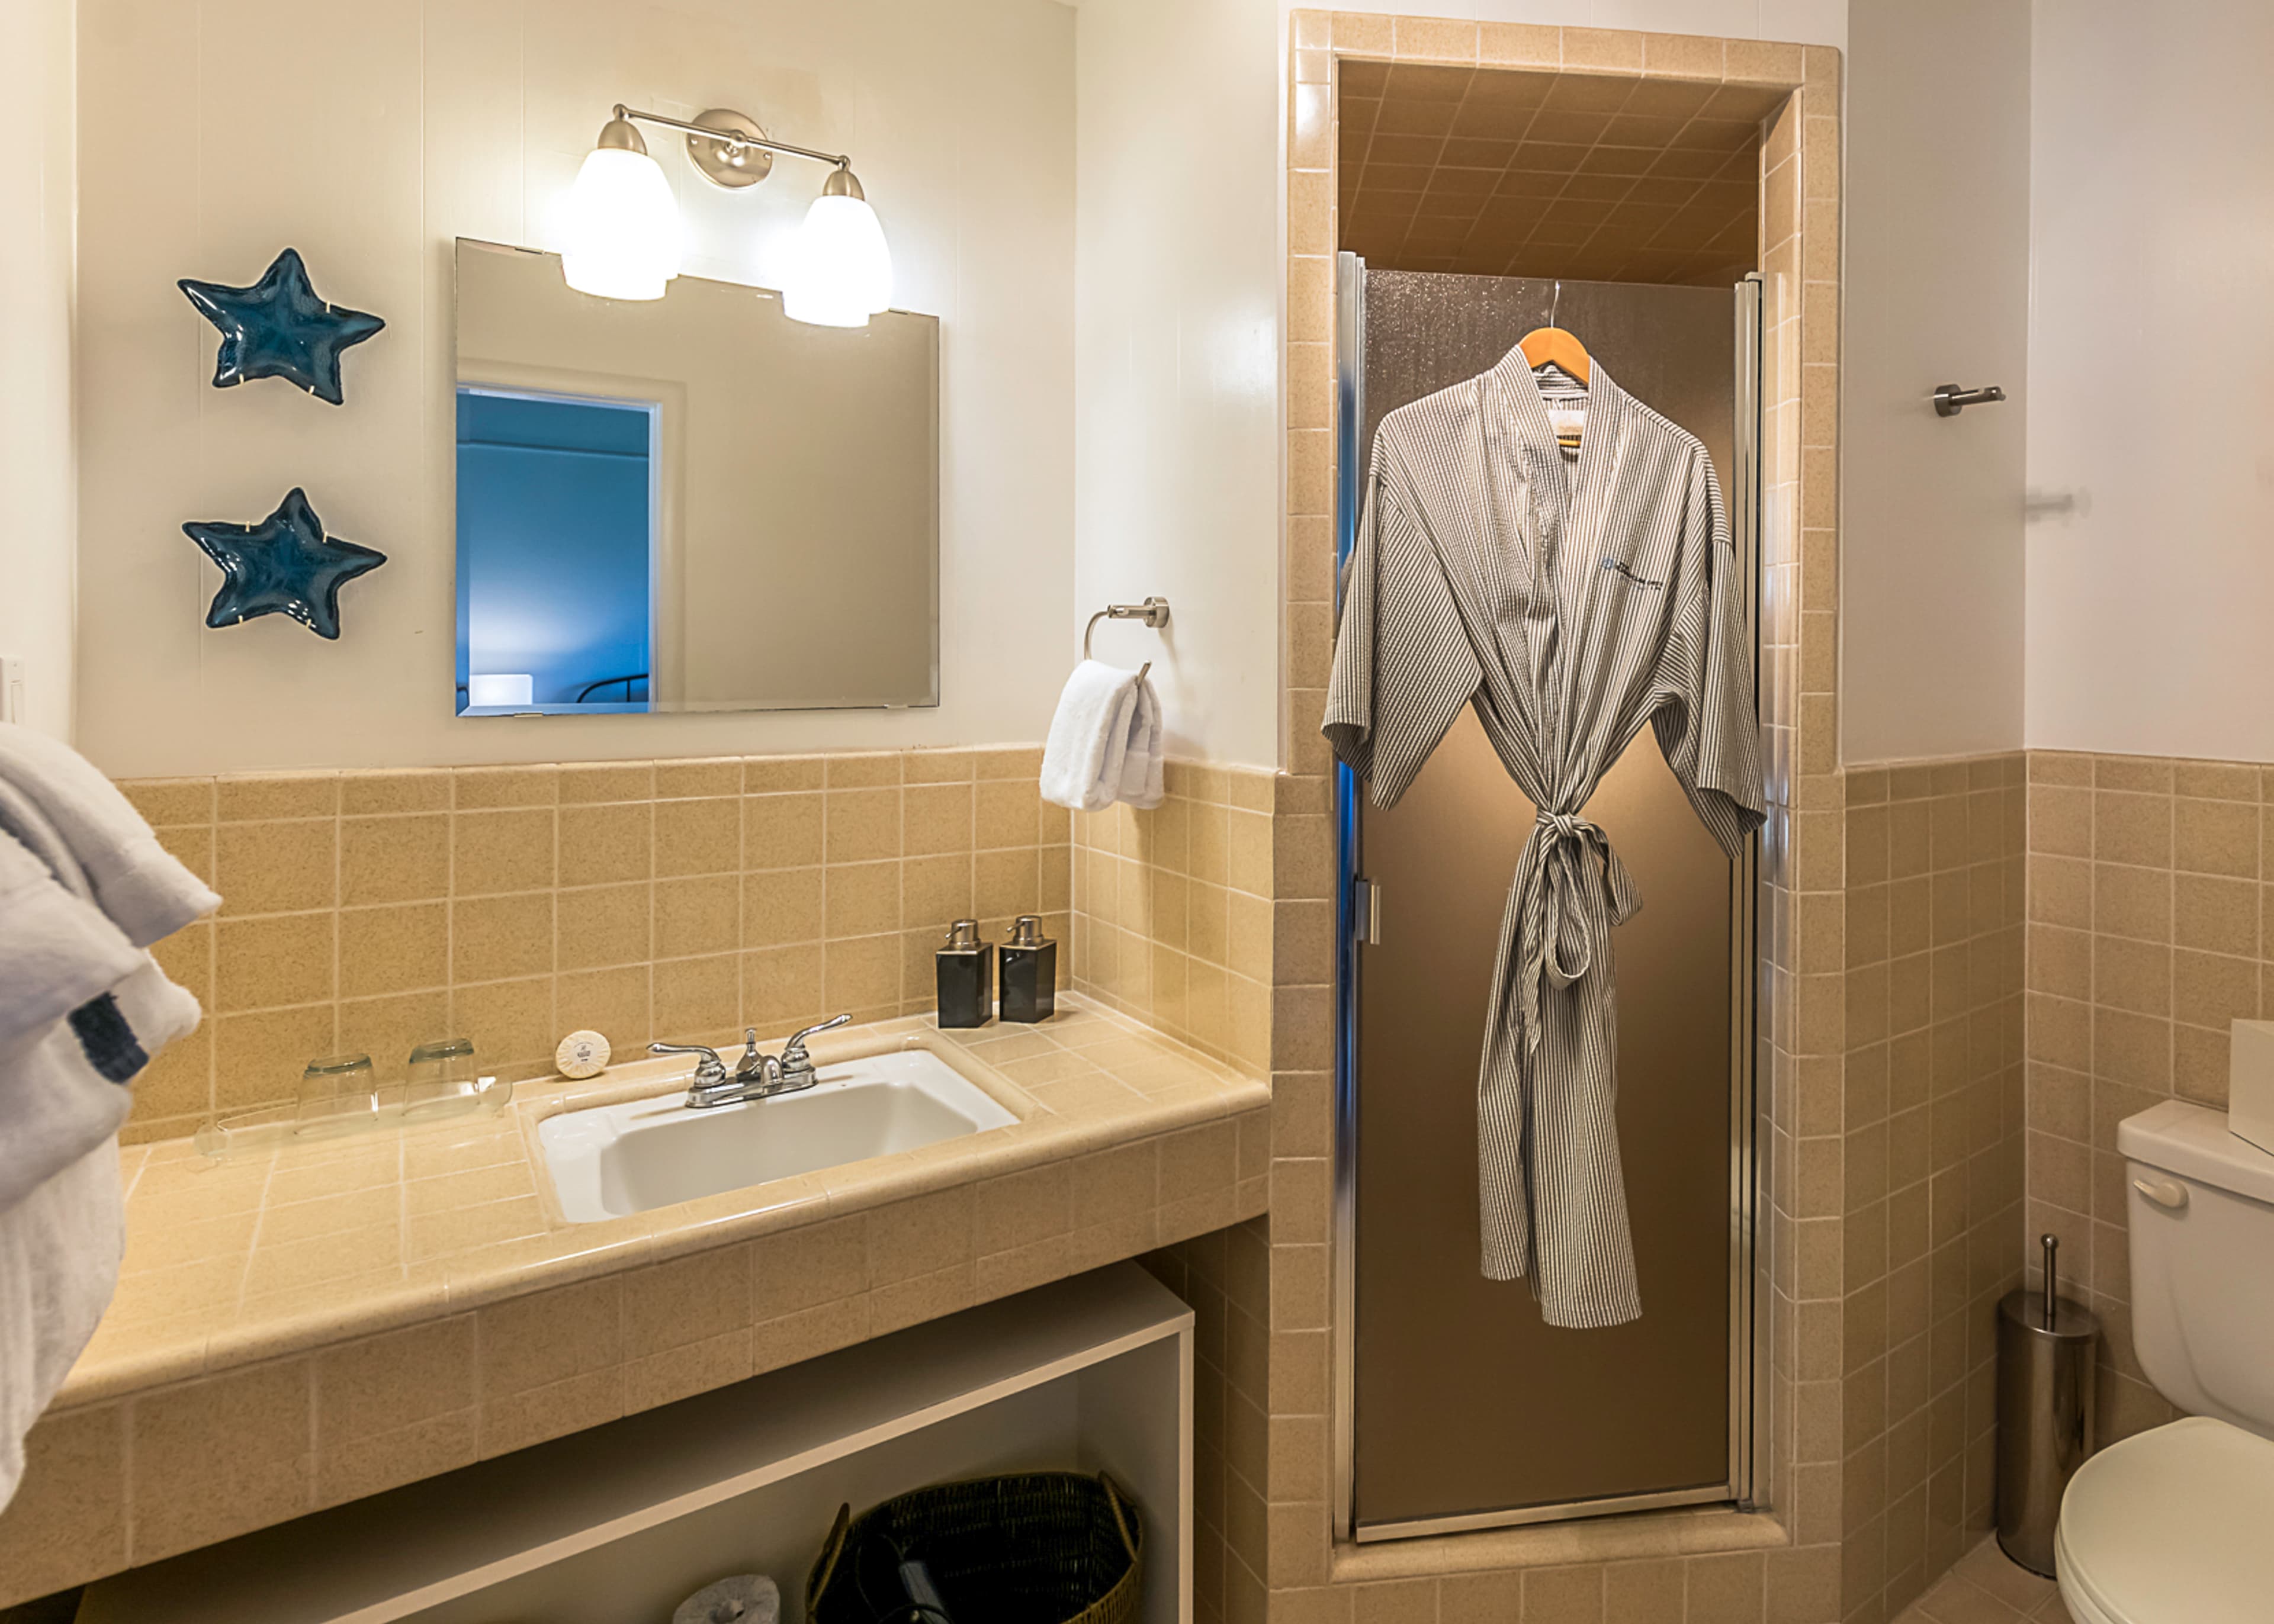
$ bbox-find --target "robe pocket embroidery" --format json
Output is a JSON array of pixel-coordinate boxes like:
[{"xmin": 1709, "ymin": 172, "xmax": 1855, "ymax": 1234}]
[{"xmin": 1599, "ymin": 558, "xmax": 1665, "ymax": 590}]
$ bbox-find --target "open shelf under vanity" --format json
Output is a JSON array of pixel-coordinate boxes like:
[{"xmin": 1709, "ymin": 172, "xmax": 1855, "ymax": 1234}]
[{"xmin": 77, "ymin": 1264, "xmax": 1193, "ymax": 1624}]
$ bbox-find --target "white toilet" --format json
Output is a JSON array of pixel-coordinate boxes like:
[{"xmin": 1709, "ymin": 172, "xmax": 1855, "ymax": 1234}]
[{"xmin": 2053, "ymin": 1099, "xmax": 2274, "ymax": 1623}]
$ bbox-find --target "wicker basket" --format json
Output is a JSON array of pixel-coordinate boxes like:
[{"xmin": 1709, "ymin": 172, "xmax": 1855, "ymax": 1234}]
[{"xmin": 807, "ymin": 1471, "xmax": 1142, "ymax": 1624}]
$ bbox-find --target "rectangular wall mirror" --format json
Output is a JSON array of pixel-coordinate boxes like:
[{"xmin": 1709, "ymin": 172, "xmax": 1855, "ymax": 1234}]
[{"xmin": 452, "ymin": 238, "xmax": 940, "ymax": 716}]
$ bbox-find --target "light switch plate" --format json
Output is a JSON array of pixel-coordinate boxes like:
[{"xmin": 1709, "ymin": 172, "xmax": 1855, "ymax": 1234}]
[
  {"xmin": 2228, "ymin": 1018, "xmax": 2274, "ymax": 1156},
  {"xmin": 0, "ymin": 658, "xmax": 23, "ymax": 725}
]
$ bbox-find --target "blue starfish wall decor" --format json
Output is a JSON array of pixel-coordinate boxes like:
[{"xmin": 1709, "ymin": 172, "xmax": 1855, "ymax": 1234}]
[
  {"xmin": 178, "ymin": 248, "xmax": 385, "ymax": 406},
  {"xmin": 182, "ymin": 488, "xmax": 387, "ymax": 639}
]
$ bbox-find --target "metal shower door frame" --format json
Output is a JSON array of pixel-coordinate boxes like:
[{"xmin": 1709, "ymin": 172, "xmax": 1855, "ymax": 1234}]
[{"xmin": 1328, "ymin": 255, "xmax": 1767, "ymax": 1542}]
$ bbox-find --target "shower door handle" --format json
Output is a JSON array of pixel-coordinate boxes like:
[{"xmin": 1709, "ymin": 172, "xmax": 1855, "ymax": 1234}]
[{"xmin": 1354, "ymin": 879, "xmax": 1382, "ymax": 947}]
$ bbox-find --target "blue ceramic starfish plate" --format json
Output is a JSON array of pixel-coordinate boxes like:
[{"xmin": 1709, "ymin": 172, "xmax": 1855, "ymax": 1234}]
[
  {"xmin": 183, "ymin": 488, "xmax": 387, "ymax": 639},
  {"xmin": 178, "ymin": 248, "xmax": 385, "ymax": 406}
]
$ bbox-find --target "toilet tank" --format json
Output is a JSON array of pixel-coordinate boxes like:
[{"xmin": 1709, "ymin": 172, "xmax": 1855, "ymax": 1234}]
[{"xmin": 2120, "ymin": 1100, "xmax": 2274, "ymax": 1439}]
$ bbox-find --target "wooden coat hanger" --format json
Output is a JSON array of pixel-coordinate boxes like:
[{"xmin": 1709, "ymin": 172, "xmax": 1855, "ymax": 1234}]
[
  {"xmin": 1521, "ymin": 333, "xmax": 1589, "ymax": 451},
  {"xmin": 1517, "ymin": 326, "xmax": 1591, "ymax": 386},
  {"xmin": 1520, "ymin": 282, "xmax": 1591, "ymax": 451},
  {"xmin": 1519, "ymin": 277, "xmax": 1591, "ymax": 385}
]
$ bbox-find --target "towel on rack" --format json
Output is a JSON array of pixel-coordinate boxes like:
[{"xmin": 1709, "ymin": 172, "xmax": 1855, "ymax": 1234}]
[
  {"xmin": 0, "ymin": 1135, "xmax": 123, "ymax": 1510},
  {"xmin": 0, "ymin": 821, "xmax": 197, "ymax": 1509},
  {"xmin": 0, "ymin": 768, "xmax": 205, "ymax": 1213},
  {"xmin": 1040, "ymin": 660, "xmax": 1165, "ymax": 813},
  {"xmin": 0, "ymin": 729, "xmax": 213, "ymax": 1514},
  {"xmin": 0, "ymin": 722, "xmax": 220, "ymax": 947}
]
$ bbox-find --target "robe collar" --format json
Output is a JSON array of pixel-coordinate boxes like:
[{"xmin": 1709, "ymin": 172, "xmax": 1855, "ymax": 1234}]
[
  {"xmin": 1477, "ymin": 340, "xmax": 1630, "ymax": 554},
  {"xmin": 1480, "ymin": 339, "xmax": 1631, "ymax": 460}
]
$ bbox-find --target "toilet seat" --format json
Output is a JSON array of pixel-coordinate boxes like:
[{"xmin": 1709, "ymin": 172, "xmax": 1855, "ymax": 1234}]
[{"xmin": 2055, "ymin": 1416, "xmax": 2274, "ymax": 1623}]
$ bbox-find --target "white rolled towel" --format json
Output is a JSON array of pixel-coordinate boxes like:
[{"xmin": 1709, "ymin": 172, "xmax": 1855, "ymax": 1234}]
[
  {"xmin": 1041, "ymin": 660, "xmax": 1164, "ymax": 813},
  {"xmin": 672, "ymin": 1574, "xmax": 778, "ymax": 1624}
]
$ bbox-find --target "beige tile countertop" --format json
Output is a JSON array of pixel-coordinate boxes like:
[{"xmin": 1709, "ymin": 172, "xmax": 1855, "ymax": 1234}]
[
  {"xmin": 62, "ymin": 996, "xmax": 1267, "ymax": 1413},
  {"xmin": 0, "ymin": 997, "xmax": 1268, "ymax": 1604}
]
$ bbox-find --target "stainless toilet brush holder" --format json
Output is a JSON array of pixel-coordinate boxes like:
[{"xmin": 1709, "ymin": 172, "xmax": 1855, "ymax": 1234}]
[{"xmin": 1995, "ymin": 1234, "xmax": 2099, "ymax": 1577}]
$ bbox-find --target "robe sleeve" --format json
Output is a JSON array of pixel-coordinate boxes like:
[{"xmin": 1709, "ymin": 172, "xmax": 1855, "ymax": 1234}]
[
  {"xmin": 1322, "ymin": 451, "xmax": 1481, "ymax": 808},
  {"xmin": 1650, "ymin": 448, "xmax": 1766, "ymax": 857}
]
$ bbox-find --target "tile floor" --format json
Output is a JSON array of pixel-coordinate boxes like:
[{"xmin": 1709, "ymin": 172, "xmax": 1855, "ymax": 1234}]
[{"xmin": 1894, "ymin": 1536, "xmax": 2076, "ymax": 1623}]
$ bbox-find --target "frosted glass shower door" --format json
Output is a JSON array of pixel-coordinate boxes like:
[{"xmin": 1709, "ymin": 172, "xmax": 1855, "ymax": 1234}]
[{"xmin": 1335, "ymin": 266, "xmax": 1762, "ymax": 1539}]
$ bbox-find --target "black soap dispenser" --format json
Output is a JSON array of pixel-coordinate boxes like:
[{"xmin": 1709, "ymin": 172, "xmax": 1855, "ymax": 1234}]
[
  {"xmin": 999, "ymin": 914, "xmax": 1057, "ymax": 1023},
  {"xmin": 936, "ymin": 918, "xmax": 993, "ymax": 1028}
]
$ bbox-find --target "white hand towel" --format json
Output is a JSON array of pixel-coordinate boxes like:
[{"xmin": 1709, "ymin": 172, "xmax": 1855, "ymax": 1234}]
[
  {"xmin": 0, "ymin": 722, "xmax": 220, "ymax": 946},
  {"xmin": 0, "ymin": 805, "xmax": 202, "ymax": 1214},
  {"xmin": 0, "ymin": 956, "xmax": 201, "ymax": 1216},
  {"xmin": 0, "ymin": 795, "xmax": 205, "ymax": 1213},
  {"xmin": 0, "ymin": 826, "xmax": 146, "ymax": 1056},
  {"xmin": 0, "ymin": 739, "xmax": 207, "ymax": 1517},
  {"xmin": 1117, "ymin": 671, "xmax": 1165, "ymax": 809},
  {"xmin": 0, "ymin": 1136, "xmax": 124, "ymax": 1509},
  {"xmin": 1042, "ymin": 660, "xmax": 1144, "ymax": 813}
]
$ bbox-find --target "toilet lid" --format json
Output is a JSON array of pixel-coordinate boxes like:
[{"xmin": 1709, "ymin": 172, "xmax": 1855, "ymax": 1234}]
[{"xmin": 2059, "ymin": 1417, "xmax": 2274, "ymax": 1623}]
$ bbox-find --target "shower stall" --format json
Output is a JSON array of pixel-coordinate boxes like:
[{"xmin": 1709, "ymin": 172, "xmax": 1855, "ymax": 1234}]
[{"xmin": 1332, "ymin": 258, "xmax": 1765, "ymax": 1541}]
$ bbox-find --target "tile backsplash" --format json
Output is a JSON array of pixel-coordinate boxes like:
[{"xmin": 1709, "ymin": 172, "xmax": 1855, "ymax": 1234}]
[
  {"xmin": 120, "ymin": 748, "xmax": 1071, "ymax": 1143},
  {"xmin": 1068, "ymin": 763, "xmax": 1277, "ymax": 1078},
  {"xmin": 1839, "ymin": 751, "xmax": 2026, "ymax": 1604},
  {"xmin": 2024, "ymin": 749, "xmax": 2273, "ymax": 1446}
]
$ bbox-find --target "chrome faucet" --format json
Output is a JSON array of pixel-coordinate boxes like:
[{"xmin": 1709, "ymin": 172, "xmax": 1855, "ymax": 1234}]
[{"xmin": 650, "ymin": 1015, "xmax": 851, "ymax": 1109}]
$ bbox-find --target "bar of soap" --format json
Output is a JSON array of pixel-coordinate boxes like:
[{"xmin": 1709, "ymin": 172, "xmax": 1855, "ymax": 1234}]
[{"xmin": 555, "ymin": 1029, "xmax": 612, "ymax": 1080}]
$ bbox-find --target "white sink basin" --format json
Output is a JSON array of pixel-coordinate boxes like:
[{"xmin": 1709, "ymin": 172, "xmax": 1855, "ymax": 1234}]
[{"xmin": 538, "ymin": 1049, "xmax": 1019, "ymax": 1223}]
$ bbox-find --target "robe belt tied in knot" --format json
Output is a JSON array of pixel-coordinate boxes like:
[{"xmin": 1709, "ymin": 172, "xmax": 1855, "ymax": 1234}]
[{"xmin": 1515, "ymin": 807, "xmax": 1642, "ymax": 1051}]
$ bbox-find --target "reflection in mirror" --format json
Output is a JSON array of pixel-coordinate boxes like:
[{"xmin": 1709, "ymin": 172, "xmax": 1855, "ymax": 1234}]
[
  {"xmin": 452, "ymin": 238, "xmax": 939, "ymax": 717},
  {"xmin": 457, "ymin": 388, "xmax": 657, "ymax": 712}
]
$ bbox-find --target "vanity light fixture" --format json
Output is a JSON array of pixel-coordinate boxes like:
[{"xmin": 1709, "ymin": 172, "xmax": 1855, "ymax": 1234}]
[
  {"xmin": 561, "ymin": 117, "xmax": 685, "ymax": 301},
  {"xmin": 567, "ymin": 105, "xmax": 894, "ymax": 327}
]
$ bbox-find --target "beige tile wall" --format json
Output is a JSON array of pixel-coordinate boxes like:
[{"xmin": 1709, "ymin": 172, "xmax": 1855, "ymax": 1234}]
[
  {"xmin": 1071, "ymin": 761, "xmax": 1283, "ymax": 1623},
  {"xmin": 2022, "ymin": 750, "xmax": 2272, "ymax": 1448},
  {"xmin": 1754, "ymin": 78, "xmax": 1818, "ymax": 1609},
  {"xmin": 1262, "ymin": 14, "xmax": 1841, "ymax": 1624},
  {"xmin": 1838, "ymin": 756, "xmax": 2026, "ymax": 1620},
  {"xmin": 118, "ymin": 749, "xmax": 1071, "ymax": 1143},
  {"xmin": 1069, "ymin": 764, "xmax": 1280, "ymax": 1079}
]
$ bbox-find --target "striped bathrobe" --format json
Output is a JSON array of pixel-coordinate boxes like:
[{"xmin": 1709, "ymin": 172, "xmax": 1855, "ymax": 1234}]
[{"xmin": 1325, "ymin": 343, "xmax": 1764, "ymax": 1329}]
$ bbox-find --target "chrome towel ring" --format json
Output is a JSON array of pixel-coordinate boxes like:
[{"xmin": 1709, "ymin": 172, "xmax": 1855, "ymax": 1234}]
[{"xmin": 1083, "ymin": 596, "xmax": 1170, "ymax": 683}]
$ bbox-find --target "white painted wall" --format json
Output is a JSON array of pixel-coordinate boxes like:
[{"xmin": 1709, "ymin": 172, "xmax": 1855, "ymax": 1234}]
[
  {"xmin": 1839, "ymin": 0, "xmax": 2030, "ymax": 764},
  {"xmin": 2026, "ymin": 0, "xmax": 2274, "ymax": 761},
  {"xmin": 74, "ymin": 0, "xmax": 1074, "ymax": 777},
  {"xmin": 1074, "ymin": 0, "xmax": 1284, "ymax": 769},
  {"xmin": 0, "ymin": 0, "xmax": 78, "ymax": 742}
]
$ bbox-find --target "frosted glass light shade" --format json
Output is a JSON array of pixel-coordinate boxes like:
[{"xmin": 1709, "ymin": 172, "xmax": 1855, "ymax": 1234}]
[
  {"xmin": 468, "ymin": 673, "xmax": 533, "ymax": 708},
  {"xmin": 782, "ymin": 192, "xmax": 894, "ymax": 328},
  {"xmin": 562, "ymin": 147, "xmax": 683, "ymax": 301}
]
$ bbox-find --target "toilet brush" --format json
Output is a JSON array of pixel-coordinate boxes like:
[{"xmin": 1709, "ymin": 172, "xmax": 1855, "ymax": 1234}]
[{"xmin": 1994, "ymin": 1234, "xmax": 2100, "ymax": 1577}]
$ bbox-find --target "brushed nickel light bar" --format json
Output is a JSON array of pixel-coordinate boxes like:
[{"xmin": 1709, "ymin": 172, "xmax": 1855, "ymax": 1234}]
[
  {"xmin": 566, "ymin": 102, "xmax": 892, "ymax": 324},
  {"xmin": 607, "ymin": 104, "xmax": 857, "ymax": 191}
]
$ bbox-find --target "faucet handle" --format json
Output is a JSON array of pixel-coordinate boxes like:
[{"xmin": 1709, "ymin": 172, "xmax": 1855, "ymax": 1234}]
[
  {"xmin": 779, "ymin": 1014, "xmax": 852, "ymax": 1077},
  {"xmin": 649, "ymin": 1040, "xmax": 727, "ymax": 1085}
]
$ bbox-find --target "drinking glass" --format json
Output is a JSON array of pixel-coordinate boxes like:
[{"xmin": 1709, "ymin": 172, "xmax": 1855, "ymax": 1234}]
[
  {"xmin": 293, "ymin": 1053, "xmax": 382, "ymax": 1137},
  {"xmin": 403, "ymin": 1037, "xmax": 481, "ymax": 1121}
]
